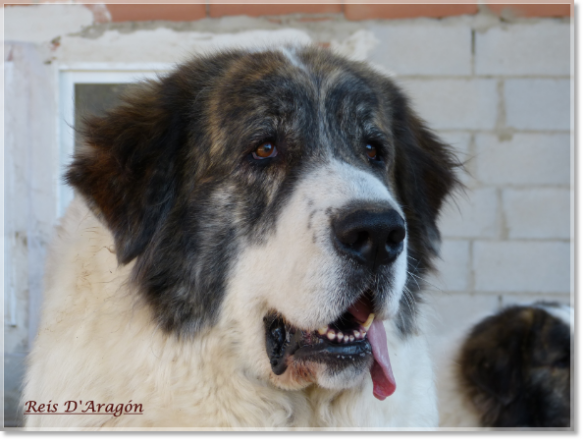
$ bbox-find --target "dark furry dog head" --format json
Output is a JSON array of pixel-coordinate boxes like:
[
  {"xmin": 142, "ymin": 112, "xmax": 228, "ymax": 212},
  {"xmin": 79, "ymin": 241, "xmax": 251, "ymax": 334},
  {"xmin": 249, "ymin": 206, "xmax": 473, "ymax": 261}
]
[
  {"xmin": 457, "ymin": 302, "xmax": 572, "ymax": 427},
  {"xmin": 66, "ymin": 46, "xmax": 459, "ymax": 395}
]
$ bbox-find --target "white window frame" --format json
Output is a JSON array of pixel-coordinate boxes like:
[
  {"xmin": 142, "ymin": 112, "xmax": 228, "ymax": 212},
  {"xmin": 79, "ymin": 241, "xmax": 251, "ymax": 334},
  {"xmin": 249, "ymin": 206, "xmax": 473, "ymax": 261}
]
[{"xmin": 57, "ymin": 63, "xmax": 172, "ymax": 217}]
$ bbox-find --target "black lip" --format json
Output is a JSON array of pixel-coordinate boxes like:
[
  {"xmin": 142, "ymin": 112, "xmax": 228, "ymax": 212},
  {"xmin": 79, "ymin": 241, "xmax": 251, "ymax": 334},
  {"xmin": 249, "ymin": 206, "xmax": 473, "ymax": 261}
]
[
  {"xmin": 264, "ymin": 314, "xmax": 300, "ymax": 375},
  {"xmin": 264, "ymin": 313, "xmax": 372, "ymax": 376},
  {"xmin": 294, "ymin": 337, "xmax": 372, "ymax": 361}
]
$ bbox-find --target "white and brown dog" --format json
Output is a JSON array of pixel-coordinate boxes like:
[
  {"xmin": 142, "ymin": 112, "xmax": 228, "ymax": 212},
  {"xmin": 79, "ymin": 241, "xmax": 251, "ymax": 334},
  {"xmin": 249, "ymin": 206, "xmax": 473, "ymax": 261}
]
[{"xmin": 23, "ymin": 46, "xmax": 459, "ymax": 429}]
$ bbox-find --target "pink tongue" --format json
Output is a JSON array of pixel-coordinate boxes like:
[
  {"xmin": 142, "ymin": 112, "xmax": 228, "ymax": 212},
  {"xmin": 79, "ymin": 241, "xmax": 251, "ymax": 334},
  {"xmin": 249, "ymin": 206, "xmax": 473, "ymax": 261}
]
[{"xmin": 367, "ymin": 319, "xmax": 396, "ymax": 400}]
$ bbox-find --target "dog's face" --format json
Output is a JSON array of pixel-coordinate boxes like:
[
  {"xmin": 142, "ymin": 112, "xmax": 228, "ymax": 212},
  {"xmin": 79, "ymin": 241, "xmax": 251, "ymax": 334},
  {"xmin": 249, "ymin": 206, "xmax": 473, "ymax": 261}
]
[{"xmin": 67, "ymin": 47, "xmax": 458, "ymax": 397}]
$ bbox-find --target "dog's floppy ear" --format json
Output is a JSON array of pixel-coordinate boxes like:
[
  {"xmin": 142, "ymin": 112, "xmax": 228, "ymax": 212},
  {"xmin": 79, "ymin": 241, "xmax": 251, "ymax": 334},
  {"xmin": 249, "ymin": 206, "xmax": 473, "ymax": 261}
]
[
  {"xmin": 390, "ymin": 87, "xmax": 461, "ymax": 266},
  {"xmin": 66, "ymin": 80, "xmax": 186, "ymax": 264}
]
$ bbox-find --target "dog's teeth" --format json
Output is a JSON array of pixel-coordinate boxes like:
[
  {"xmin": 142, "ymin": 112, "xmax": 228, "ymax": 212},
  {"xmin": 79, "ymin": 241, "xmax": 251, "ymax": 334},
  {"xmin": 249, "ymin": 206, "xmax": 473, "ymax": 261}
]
[
  {"xmin": 337, "ymin": 332, "xmax": 343, "ymax": 341},
  {"xmin": 360, "ymin": 331, "xmax": 366, "ymax": 339},
  {"xmin": 327, "ymin": 330, "xmax": 336, "ymax": 340},
  {"xmin": 343, "ymin": 335, "xmax": 349, "ymax": 343},
  {"xmin": 361, "ymin": 313, "xmax": 375, "ymax": 331},
  {"xmin": 318, "ymin": 327, "xmax": 328, "ymax": 335},
  {"xmin": 349, "ymin": 335, "xmax": 355, "ymax": 342},
  {"xmin": 353, "ymin": 330, "xmax": 361, "ymax": 338}
]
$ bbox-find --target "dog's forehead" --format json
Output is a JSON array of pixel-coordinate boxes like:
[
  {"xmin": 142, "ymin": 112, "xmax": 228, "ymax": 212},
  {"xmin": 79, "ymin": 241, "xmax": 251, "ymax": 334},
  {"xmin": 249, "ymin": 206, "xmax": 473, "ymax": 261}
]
[
  {"xmin": 214, "ymin": 48, "xmax": 382, "ymax": 115},
  {"xmin": 203, "ymin": 47, "xmax": 390, "ymax": 163}
]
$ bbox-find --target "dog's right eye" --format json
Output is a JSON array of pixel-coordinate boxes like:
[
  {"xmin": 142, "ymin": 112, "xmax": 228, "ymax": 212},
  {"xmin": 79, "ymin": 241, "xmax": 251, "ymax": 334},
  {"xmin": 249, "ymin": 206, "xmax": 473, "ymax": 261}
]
[
  {"xmin": 365, "ymin": 142, "xmax": 384, "ymax": 163},
  {"xmin": 252, "ymin": 142, "xmax": 278, "ymax": 160},
  {"xmin": 365, "ymin": 143, "xmax": 378, "ymax": 160}
]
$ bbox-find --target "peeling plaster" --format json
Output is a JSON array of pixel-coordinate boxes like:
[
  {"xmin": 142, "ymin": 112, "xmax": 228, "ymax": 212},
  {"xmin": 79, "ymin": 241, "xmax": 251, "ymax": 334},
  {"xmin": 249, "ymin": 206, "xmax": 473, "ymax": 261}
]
[
  {"xmin": 4, "ymin": 4, "xmax": 94, "ymax": 44},
  {"xmin": 55, "ymin": 28, "xmax": 314, "ymax": 64},
  {"xmin": 330, "ymin": 30, "xmax": 379, "ymax": 61}
]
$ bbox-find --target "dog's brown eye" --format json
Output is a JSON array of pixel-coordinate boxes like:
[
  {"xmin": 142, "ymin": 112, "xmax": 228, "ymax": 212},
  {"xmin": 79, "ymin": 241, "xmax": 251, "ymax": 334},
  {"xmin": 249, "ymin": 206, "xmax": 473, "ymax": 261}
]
[
  {"xmin": 253, "ymin": 142, "xmax": 277, "ymax": 159},
  {"xmin": 365, "ymin": 144, "xmax": 378, "ymax": 160}
]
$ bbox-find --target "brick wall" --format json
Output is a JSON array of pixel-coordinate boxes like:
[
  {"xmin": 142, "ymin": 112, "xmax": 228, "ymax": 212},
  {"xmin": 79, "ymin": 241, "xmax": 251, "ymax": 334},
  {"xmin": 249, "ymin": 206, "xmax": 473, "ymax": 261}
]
[
  {"xmin": 5, "ymin": 1, "xmax": 574, "ymax": 22},
  {"xmin": 4, "ymin": 2, "xmax": 573, "ymax": 424},
  {"xmin": 99, "ymin": 2, "xmax": 572, "ymax": 23},
  {"xmin": 389, "ymin": 19, "xmax": 572, "ymax": 334}
]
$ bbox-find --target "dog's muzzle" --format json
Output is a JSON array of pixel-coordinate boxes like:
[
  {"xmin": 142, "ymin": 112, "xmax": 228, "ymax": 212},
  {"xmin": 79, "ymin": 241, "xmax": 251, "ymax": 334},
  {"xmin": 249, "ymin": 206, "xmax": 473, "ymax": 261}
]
[{"xmin": 262, "ymin": 203, "xmax": 404, "ymax": 401}]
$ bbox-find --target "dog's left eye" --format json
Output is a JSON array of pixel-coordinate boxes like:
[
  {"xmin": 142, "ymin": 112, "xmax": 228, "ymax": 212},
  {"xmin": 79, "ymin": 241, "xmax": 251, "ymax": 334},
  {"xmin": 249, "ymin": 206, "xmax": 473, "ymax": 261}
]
[
  {"xmin": 252, "ymin": 142, "xmax": 278, "ymax": 160},
  {"xmin": 365, "ymin": 143, "xmax": 379, "ymax": 160}
]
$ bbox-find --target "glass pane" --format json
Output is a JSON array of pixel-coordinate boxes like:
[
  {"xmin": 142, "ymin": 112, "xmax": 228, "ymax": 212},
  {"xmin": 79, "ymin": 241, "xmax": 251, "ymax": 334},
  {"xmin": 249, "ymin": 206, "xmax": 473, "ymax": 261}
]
[{"xmin": 74, "ymin": 83, "xmax": 132, "ymax": 150}]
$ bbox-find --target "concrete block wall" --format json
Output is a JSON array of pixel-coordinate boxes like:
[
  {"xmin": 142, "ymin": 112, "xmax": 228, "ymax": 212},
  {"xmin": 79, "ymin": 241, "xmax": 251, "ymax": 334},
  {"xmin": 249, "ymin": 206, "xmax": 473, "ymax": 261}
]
[
  {"xmin": 4, "ymin": 1, "xmax": 573, "ymax": 426},
  {"xmin": 379, "ymin": 18, "xmax": 573, "ymax": 336}
]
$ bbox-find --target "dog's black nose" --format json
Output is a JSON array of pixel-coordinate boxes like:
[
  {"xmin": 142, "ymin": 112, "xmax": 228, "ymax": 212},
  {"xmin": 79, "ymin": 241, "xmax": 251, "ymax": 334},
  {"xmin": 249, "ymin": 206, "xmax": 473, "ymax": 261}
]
[{"xmin": 332, "ymin": 205, "xmax": 405, "ymax": 269}]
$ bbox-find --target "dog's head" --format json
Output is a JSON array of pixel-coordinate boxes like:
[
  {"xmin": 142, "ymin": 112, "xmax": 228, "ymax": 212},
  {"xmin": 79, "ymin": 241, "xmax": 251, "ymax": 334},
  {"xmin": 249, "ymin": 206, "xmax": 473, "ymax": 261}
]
[
  {"xmin": 67, "ymin": 46, "xmax": 459, "ymax": 399},
  {"xmin": 457, "ymin": 303, "xmax": 572, "ymax": 427}
]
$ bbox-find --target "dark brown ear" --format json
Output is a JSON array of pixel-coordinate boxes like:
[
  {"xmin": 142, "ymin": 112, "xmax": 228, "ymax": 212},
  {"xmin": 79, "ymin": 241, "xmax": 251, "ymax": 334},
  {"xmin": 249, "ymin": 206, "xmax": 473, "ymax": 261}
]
[
  {"xmin": 66, "ymin": 79, "xmax": 188, "ymax": 264},
  {"xmin": 390, "ymin": 87, "xmax": 462, "ymax": 273}
]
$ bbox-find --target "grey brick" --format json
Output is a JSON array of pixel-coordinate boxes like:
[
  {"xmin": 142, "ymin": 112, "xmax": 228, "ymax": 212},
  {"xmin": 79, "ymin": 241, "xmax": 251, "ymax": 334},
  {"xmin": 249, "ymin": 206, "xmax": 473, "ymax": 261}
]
[
  {"xmin": 503, "ymin": 188, "xmax": 570, "ymax": 239},
  {"xmin": 473, "ymin": 241, "xmax": 570, "ymax": 293},
  {"xmin": 505, "ymin": 79, "xmax": 571, "ymax": 131},
  {"xmin": 500, "ymin": 293, "xmax": 571, "ymax": 309},
  {"xmin": 426, "ymin": 240, "xmax": 470, "ymax": 292},
  {"xmin": 437, "ymin": 131, "xmax": 475, "ymax": 186},
  {"xmin": 370, "ymin": 23, "xmax": 472, "ymax": 75},
  {"xmin": 397, "ymin": 78, "xmax": 498, "ymax": 130},
  {"xmin": 475, "ymin": 22, "xmax": 570, "ymax": 76},
  {"xmin": 439, "ymin": 187, "xmax": 500, "ymax": 238},
  {"xmin": 437, "ymin": 131, "xmax": 472, "ymax": 156},
  {"xmin": 426, "ymin": 293, "xmax": 500, "ymax": 338},
  {"xmin": 476, "ymin": 133, "xmax": 571, "ymax": 186}
]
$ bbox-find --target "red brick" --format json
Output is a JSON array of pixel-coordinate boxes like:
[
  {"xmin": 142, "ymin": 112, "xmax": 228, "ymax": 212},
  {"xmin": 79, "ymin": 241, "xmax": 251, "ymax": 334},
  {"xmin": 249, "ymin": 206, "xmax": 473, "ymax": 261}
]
[
  {"xmin": 344, "ymin": 4, "xmax": 478, "ymax": 20},
  {"xmin": 209, "ymin": 3, "xmax": 342, "ymax": 18},
  {"xmin": 487, "ymin": 4, "xmax": 572, "ymax": 18},
  {"xmin": 106, "ymin": 4, "xmax": 206, "ymax": 22},
  {"xmin": 298, "ymin": 16, "xmax": 336, "ymax": 22}
]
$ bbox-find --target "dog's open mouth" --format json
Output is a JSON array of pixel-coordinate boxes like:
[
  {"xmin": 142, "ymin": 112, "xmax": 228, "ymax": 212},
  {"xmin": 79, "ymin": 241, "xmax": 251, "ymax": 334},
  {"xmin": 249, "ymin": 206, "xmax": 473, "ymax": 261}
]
[{"xmin": 264, "ymin": 290, "xmax": 396, "ymax": 400}]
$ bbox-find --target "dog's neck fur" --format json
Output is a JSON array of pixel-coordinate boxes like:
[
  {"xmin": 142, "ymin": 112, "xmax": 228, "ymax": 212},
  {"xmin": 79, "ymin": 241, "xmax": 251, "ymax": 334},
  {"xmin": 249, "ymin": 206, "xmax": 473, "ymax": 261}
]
[{"xmin": 23, "ymin": 197, "xmax": 437, "ymax": 428}]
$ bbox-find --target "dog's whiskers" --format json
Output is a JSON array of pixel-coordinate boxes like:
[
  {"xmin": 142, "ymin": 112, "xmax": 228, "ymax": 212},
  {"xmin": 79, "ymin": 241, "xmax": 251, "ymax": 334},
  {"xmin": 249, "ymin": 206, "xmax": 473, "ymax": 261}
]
[
  {"xmin": 402, "ymin": 286, "xmax": 417, "ymax": 318},
  {"xmin": 407, "ymin": 270, "xmax": 443, "ymax": 293}
]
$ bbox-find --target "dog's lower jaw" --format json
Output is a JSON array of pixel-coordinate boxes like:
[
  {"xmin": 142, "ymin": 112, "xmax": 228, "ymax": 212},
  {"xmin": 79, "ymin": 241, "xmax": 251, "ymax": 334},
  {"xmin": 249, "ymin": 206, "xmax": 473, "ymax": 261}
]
[
  {"xmin": 268, "ymin": 357, "xmax": 371, "ymax": 393},
  {"xmin": 222, "ymin": 291, "xmax": 367, "ymax": 393},
  {"xmin": 268, "ymin": 359, "xmax": 318, "ymax": 390}
]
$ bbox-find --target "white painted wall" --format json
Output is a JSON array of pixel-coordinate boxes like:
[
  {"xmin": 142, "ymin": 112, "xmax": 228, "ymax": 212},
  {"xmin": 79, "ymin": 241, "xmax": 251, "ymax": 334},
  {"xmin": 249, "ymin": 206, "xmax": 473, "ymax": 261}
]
[
  {"xmin": 3, "ymin": 4, "xmax": 572, "ymax": 426},
  {"xmin": 4, "ymin": 41, "xmax": 59, "ymax": 426}
]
